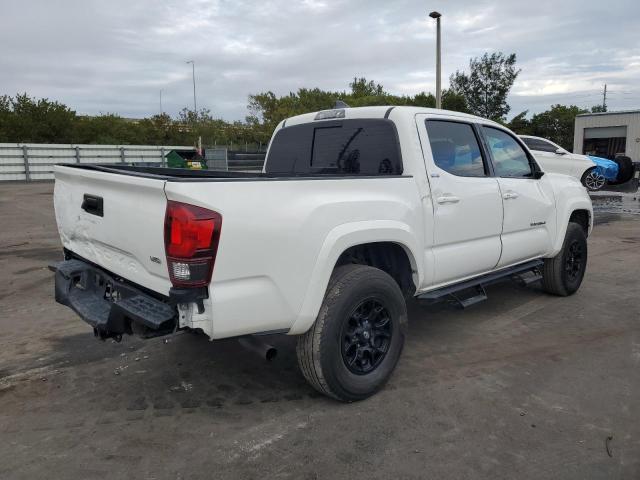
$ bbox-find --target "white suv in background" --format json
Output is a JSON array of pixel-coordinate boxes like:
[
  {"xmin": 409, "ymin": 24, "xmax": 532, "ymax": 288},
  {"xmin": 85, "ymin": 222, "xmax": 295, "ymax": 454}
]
[{"xmin": 519, "ymin": 135, "xmax": 605, "ymax": 190}]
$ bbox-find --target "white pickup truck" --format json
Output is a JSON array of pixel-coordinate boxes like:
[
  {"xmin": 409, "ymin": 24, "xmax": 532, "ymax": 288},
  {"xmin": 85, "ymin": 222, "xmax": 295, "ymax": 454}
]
[{"xmin": 52, "ymin": 106, "xmax": 592, "ymax": 401}]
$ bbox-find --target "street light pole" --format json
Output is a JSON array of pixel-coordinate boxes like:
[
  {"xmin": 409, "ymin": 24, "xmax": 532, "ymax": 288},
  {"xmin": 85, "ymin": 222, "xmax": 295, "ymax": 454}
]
[
  {"xmin": 186, "ymin": 60, "xmax": 197, "ymax": 113},
  {"xmin": 429, "ymin": 11, "xmax": 442, "ymax": 109}
]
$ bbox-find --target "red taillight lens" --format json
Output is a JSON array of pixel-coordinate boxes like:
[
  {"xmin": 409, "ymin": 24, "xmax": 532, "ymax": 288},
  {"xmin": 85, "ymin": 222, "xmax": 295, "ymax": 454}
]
[{"xmin": 164, "ymin": 201, "xmax": 222, "ymax": 287}]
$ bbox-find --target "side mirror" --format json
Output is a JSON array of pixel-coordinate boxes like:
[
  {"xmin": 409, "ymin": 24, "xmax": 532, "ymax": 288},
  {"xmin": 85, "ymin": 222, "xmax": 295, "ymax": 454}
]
[{"xmin": 555, "ymin": 148, "xmax": 567, "ymax": 155}]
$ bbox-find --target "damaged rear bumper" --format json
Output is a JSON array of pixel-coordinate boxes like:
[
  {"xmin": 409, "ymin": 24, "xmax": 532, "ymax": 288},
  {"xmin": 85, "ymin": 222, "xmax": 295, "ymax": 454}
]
[{"xmin": 53, "ymin": 258, "xmax": 177, "ymax": 340}]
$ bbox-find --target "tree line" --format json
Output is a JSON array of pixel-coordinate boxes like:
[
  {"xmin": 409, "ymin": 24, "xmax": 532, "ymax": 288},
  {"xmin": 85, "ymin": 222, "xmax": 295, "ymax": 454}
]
[{"xmin": 0, "ymin": 52, "xmax": 606, "ymax": 151}]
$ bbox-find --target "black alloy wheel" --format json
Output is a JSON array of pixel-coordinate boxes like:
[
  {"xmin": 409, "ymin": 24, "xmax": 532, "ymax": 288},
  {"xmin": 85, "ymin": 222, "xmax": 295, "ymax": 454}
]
[
  {"xmin": 565, "ymin": 240, "xmax": 585, "ymax": 283},
  {"xmin": 341, "ymin": 298, "xmax": 393, "ymax": 375}
]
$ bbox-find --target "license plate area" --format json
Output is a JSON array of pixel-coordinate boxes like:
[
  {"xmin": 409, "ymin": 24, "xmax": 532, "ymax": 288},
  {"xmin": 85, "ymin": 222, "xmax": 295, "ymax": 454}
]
[{"xmin": 54, "ymin": 258, "xmax": 177, "ymax": 340}]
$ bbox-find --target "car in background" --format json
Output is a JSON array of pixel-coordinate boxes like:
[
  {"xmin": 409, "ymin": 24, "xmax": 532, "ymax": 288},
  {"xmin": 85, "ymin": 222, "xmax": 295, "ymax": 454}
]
[{"xmin": 519, "ymin": 135, "xmax": 618, "ymax": 191}]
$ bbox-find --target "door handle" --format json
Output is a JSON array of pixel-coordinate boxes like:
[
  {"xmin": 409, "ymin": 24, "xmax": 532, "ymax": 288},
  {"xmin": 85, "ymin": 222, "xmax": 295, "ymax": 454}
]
[
  {"xmin": 502, "ymin": 191, "xmax": 519, "ymax": 200},
  {"xmin": 436, "ymin": 195, "xmax": 460, "ymax": 204},
  {"xmin": 81, "ymin": 194, "xmax": 104, "ymax": 217}
]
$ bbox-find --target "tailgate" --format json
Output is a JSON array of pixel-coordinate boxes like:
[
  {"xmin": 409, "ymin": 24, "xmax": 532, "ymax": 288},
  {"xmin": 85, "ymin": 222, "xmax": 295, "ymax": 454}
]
[{"xmin": 54, "ymin": 165, "xmax": 171, "ymax": 295}]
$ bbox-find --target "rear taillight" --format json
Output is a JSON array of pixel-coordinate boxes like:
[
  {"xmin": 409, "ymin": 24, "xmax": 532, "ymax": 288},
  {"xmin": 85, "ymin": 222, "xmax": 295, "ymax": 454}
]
[{"xmin": 164, "ymin": 201, "xmax": 222, "ymax": 288}]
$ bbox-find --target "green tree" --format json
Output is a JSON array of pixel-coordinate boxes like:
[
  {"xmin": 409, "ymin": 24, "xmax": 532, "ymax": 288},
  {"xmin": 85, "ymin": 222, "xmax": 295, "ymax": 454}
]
[
  {"xmin": 349, "ymin": 77, "xmax": 385, "ymax": 97},
  {"xmin": 0, "ymin": 79, "xmax": 471, "ymax": 148},
  {"xmin": 247, "ymin": 79, "xmax": 470, "ymax": 138},
  {"xmin": 449, "ymin": 52, "xmax": 520, "ymax": 121},
  {"xmin": 73, "ymin": 113, "xmax": 143, "ymax": 144},
  {"xmin": 441, "ymin": 90, "xmax": 469, "ymax": 113},
  {"xmin": 590, "ymin": 104, "xmax": 607, "ymax": 113},
  {"xmin": 247, "ymin": 88, "xmax": 336, "ymax": 136},
  {"xmin": 506, "ymin": 110, "xmax": 532, "ymax": 135},
  {"xmin": 0, "ymin": 95, "xmax": 11, "ymax": 142},
  {"xmin": 529, "ymin": 104, "xmax": 586, "ymax": 150},
  {"xmin": 2, "ymin": 93, "xmax": 77, "ymax": 143}
]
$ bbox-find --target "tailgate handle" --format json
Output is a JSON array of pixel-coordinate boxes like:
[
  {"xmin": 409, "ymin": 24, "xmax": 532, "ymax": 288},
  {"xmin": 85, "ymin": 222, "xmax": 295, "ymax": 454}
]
[{"xmin": 81, "ymin": 194, "xmax": 104, "ymax": 217}]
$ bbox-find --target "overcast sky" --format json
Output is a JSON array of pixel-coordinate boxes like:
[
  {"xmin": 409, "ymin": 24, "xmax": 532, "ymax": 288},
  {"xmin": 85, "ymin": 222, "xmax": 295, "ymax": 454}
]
[{"xmin": 2, "ymin": 0, "xmax": 639, "ymax": 121}]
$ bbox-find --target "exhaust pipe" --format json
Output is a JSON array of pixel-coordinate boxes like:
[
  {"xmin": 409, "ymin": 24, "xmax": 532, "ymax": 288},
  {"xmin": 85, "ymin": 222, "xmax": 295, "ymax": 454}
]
[{"xmin": 238, "ymin": 336, "xmax": 277, "ymax": 361}]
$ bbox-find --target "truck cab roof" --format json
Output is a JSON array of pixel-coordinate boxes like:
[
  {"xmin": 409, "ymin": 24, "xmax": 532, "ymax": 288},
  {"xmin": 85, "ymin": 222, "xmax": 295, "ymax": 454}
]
[{"xmin": 281, "ymin": 105, "xmax": 502, "ymax": 129}]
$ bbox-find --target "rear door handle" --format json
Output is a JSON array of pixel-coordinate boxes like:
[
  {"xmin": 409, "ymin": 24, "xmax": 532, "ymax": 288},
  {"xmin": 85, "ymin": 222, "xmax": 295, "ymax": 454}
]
[
  {"xmin": 502, "ymin": 191, "xmax": 519, "ymax": 200},
  {"xmin": 436, "ymin": 195, "xmax": 460, "ymax": 204}
]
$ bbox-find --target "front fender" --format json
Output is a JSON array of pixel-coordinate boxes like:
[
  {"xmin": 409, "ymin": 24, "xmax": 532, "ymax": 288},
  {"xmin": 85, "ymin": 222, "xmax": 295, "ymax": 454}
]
[
  {"xmin": 547, "ymin": 176, "xmax": 593, "ymax": 257},
  {"xmin": 287, "ymin": 220, "xmax": 422, "ymax": 335}
]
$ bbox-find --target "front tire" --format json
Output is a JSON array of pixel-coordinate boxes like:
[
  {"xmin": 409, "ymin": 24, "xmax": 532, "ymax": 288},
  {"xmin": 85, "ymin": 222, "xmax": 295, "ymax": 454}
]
[
  {"xmin": 581, "ymin": 167, "xmax": 606, "ymax": 191},
  {"xmin": 542, "ymin": 222, "xmax": 588, "ymax": 296},
  {"xmin": 296, "ymin": 265, "xmax": 407, "ymax": 402}
]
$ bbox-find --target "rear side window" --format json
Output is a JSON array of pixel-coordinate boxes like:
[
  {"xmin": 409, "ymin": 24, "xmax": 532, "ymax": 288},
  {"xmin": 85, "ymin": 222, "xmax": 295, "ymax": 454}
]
[
  {"xmin": 425, "ymin": 120, "xmax": 487, "ymax": 177},
  {"xmin": 520, "ymin": 137, "xmax": 557, "ymax": 153},
  {"xmin": 266, "ymin": 119, "xmax": 402, "ymax": 175}
]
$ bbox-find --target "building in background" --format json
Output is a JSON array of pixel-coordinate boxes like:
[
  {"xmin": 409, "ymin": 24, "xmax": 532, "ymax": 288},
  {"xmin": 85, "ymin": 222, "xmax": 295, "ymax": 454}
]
[{"xmin": 574, "ymin": 110, "xmax": 640, "ymax": 162}]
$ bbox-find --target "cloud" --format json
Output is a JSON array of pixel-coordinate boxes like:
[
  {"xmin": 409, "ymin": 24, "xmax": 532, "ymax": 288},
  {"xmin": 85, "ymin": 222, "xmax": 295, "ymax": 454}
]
[{"xmin": 1, "ymin": 0, "xmax": 639, "ymax": 120}]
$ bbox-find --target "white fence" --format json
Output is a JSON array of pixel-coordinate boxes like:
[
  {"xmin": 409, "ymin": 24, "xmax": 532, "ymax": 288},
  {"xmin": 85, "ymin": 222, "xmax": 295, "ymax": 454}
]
[{"xmin": 0, "ymin": 143, "xmax": 195, "ymax": 181}]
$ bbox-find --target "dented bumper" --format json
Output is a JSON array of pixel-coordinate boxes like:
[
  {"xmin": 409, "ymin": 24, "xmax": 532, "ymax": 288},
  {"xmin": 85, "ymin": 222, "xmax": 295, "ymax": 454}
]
[{"xmin": 53, "ymin": 258, "xmax": 177, "ymax": 340}]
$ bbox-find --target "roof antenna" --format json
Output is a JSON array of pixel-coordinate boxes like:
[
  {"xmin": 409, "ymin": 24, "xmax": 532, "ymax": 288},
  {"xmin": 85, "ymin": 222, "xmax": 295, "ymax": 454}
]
[{"xmin": 334, "ymin": 100, "xmax": 350, "ymax": 109}]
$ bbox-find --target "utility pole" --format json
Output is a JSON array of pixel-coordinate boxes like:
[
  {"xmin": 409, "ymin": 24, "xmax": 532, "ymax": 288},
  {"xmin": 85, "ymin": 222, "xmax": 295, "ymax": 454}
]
[
  {"xmin": 602, "ymin": 84, "xmax": 607, "ymax": 111},
  {"xmin": 429, "ymin": 11, "xmax": 442, "ymax": 109},
  {"xmin": 159, "ymin": 89, "xmax": 163, "ymax": 116},
  {"xmin": 186, "ymin": 60, "xmax": 197, "ymax": 113}
]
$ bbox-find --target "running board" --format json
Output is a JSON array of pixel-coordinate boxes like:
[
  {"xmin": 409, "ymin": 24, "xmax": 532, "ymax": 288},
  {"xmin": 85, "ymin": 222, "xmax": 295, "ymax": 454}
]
[{"xmin": 417, "ymin": 259, "xmax": 544, "ymax": 309}]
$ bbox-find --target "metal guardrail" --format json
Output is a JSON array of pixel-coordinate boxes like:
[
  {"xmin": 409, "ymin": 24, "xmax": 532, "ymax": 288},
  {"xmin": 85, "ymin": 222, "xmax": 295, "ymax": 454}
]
[
  {"xmin": 0, "ymin": 143, "xmax": 194, "ymax": 181},
  {"xmin": 0, "ymin": 144, "xmax": 268, "ymax": 181}
]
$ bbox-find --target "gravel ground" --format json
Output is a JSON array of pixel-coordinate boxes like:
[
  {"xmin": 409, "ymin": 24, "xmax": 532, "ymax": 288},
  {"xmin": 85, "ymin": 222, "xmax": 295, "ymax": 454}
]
[{"xmin": 1, "ymin": 182, "xmax": 639, "ymax": 479}]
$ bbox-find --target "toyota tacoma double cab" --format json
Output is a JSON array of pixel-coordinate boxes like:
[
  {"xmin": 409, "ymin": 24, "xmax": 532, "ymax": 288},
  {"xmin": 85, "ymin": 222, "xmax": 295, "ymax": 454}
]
[{"xmin": 52, "ymin": 106, "xmax": 593, "ymax": 401}]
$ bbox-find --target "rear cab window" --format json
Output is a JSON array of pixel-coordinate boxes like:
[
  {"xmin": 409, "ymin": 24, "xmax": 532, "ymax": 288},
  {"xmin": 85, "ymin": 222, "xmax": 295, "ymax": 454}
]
[{"xmin": 266, "ymin": 119, "xmax": 402, "ymax": 175}]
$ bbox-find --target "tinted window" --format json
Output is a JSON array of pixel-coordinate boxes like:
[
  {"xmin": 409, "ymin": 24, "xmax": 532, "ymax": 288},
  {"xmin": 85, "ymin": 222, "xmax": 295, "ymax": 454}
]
[
  {"xmin": 484, "ymin": 127, "xmax": 533, "ymax": 178},
  {"xmin": 266, "ymin": 119, "xmax": 402, "ymax": 175},
  {"xmin": 425, "ymin": 120, "xmax": 487, "ymax": 177},
  {"xmin": 521, "ymin": 137, "xmax": 558, "ymax": 153}
]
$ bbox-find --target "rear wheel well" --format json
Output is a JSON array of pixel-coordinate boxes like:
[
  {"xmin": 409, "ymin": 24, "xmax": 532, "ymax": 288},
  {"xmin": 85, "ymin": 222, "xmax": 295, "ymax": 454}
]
[
  {"xmin": 570, "ymin": 209, "xmax": 590, "ymax": 236},
  {"xmin": 335, "ymin": 242, "xmax": 416, "ymax": 297}
]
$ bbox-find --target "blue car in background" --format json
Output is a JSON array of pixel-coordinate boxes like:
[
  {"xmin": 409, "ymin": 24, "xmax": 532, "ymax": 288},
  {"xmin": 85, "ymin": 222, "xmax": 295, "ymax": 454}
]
[
  {"xmin": 520, "ymin": 135, "xmax": 631, "ymax": 191},
  {"xmin": 588, "ymin": 156, "xmax": 619, "ymax": 182}
]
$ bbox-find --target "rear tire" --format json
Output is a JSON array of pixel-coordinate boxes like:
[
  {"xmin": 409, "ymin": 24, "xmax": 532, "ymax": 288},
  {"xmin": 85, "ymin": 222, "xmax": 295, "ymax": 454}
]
[
  {"xmin": 296, "ymin": 265, "xmax": 407, "ymax": 402},
  {"xmin": 609, "ymin": 155, "xmax": 634, "ymax": 185},
  {"xmin": 542, "ymin": 222, "xmax": 588, "ymax": 296}
]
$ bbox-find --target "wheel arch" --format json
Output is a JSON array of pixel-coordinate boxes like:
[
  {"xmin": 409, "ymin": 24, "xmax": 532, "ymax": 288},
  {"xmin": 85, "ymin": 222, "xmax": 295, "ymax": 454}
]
[
  {"xmin": 569, "ymin": 209, "xmax": 590, "ymax": 236},
  {"xmin": 288, "ymin": 220, "xmax": 421, "ymax": 335},
  {"xmin": 544, "ymin": 173, "xmax": 594, "ymax": 258},
  {"xmin": 581, "ymin": 166, "xmax": 605, "ymax": 191},
  {"xmin": 550, "ymin": 204, "xmax": 593, "ymax": 257}
]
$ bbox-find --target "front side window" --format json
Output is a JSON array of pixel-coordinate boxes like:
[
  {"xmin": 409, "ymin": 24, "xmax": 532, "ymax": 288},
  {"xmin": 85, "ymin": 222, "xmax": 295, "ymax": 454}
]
[
  {"xmin": 484, "ymin": 127, "xmax": 533, "ymax": 178},
  {"xmin": 425, "ymin": 120, "xmax": 487, "ymax": 177}
]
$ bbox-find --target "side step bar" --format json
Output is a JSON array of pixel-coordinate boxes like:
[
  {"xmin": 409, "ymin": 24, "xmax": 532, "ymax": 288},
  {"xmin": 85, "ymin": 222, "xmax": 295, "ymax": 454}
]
[{"xmin": 418, "ymin": 259, "xmax": 544, "ymax": 309}]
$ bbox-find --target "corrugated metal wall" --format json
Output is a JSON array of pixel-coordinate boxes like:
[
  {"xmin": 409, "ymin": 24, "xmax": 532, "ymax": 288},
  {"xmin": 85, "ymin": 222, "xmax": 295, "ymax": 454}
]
[
  {"xmin": 0, "ymin": 143, "xmax": 194, "ymax": 181},
  {"xmin": 574, "ymin": 112, "xmax": 640, "ymax": 161}
]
